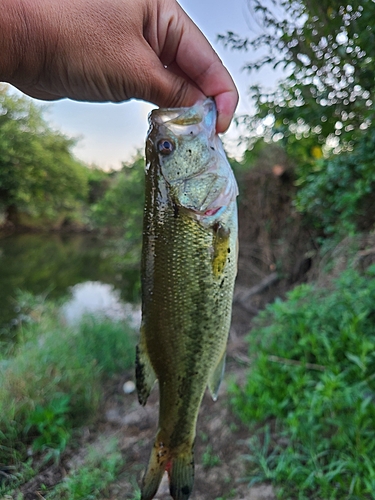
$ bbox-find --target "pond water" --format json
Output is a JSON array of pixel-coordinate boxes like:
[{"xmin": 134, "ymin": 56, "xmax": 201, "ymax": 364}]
[
  {"xmin": 0, "ymin": 232, "xmax": 141, "ymax": 342},
  {"xmin": 61, "ymin": 281, "xmax": 141, "ymax": 328}
]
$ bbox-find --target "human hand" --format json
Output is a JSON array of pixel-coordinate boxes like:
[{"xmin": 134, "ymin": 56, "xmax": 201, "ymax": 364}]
[{"xmin": 1, "ymin": 0, "xmax": 238, "ymax": 132}]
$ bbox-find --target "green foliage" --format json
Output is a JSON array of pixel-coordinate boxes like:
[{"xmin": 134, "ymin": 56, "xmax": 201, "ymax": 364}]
[
  {"xmin": 91, "ymin": 156, "xmax": 144, "ymax": 236},
  {"xmin": 219, "ymin": 0, "xmax": 375, "ymax": 145},
  {"xmin": 45, "ymin": 438, "xmax": 123, "ymax": 499},
  {"xmin": 231, "ymin": 266, "xmax": 375, "ymax": 498},
  {"xmin": 90, "ymin": 156, "xmax": 145, "ymax": 297},
  {"xmin": 87, "ymin": 167, "xmax": 111, "ymax": 204},
  {"xmin": 0, "ymin": 293, "xmax": 135, "ymax": 465},
  {"xmin": 219, "ymin": 0, "xmax": 375, "ymax": 241},
  {"xmin": 202, "ymin": 445, "xmax": 221, "ymax": 468},
  {"xmin": 76, "ymin": 316, "xmax": 136, "ymax": 376},
  {"xmin": 0, "ymin": 85, "xmax": 90, "ymax": 224},
  {"xmin": 295, "ymin": 125, "xmax": 375, "ymax": 236},
  {"xmin": 0, "ymin": 460, "xmax": 36, "ymax": 498},
  {"xmin": 24, "ymin": 394, "xmax": 72, "ymax": 462}
]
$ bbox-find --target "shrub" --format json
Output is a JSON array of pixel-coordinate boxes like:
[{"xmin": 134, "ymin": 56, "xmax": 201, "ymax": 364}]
[
  {"xmin": 231, "ymin": 266, "xmax": 375, "ymax": 498},
  {"xmin": 295, "ymin": 126, "xmax": 375, "ymax": 237}
]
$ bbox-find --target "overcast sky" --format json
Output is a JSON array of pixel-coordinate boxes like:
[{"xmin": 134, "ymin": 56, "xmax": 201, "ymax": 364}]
[{"xmin": 32, "ymin": 0, "xmax": 283, "ymax": 169}]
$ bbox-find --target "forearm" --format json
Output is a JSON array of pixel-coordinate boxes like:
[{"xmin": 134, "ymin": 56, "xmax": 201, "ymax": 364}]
[
  {"xmin": 0, "ymin": 0, "xmax": 238, "ymax": 131},
  {"xmin": 0, "ymin": 0, "xmax": 149, "ymax": 101},
  {"xmin": 0, "ymin": 0, "xmax": 25, "ymax": 82},
  {"xmin": 0, "ymin": 0, "xmax": 52, "ymax": 87}
]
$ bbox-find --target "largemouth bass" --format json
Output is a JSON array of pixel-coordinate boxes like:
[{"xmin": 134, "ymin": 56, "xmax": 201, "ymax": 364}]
[{"xmin": 136, "ymin": 98, "xmax": 238, "ymax": 500}]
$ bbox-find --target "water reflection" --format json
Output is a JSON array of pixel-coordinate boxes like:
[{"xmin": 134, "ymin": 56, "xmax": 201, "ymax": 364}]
[
  {"xmin": 62, "ymin": 281, "xmax": 141, "ymax": 328},
  {"xmin": 0, "ymin": 232, "xmax": 141, "ymax": 341}
]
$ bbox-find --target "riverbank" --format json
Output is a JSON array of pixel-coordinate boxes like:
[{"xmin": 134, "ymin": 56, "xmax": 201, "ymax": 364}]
[
  {"xmin": 0, "ymin": 291, "xmax": 276, "ymax": 500},
  {"xmin": 0, "ymin": 296, "xmax": 136, "ymax": 484},
  {"xmin": 0, "ymin": 212, "xmax": 94, "ymax": 236}
]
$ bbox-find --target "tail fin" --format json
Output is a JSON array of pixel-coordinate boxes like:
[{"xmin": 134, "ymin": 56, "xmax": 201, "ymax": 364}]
[
  {"xmin": 141, "ymin": 439, "xmax": 195, "ymax": 500},
  {"xmin": 168, "ymin": 451, "xmax": 195, "ymax": 500}
]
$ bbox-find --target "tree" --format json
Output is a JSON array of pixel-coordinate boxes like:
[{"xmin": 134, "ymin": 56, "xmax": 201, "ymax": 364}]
[
  {"xmin": 220, "ymin": 1, "xmax": 375, "ymax": 238},
  {"xmin": 91, "ymin": 155, "xmax": 144, "ymax": 233},
  {"xmin": 0, "ymin": 85, "xmax": 89, "ymax": 223},
  {"xmin": 219, "ymin": 0, "xmax": 375, "ymax": 147}
]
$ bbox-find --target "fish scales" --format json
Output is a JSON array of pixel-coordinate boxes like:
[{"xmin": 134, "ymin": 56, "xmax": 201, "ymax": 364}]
[{"xmin": 136, "ymin": 98, "xmax": 238, "ymax": 500}]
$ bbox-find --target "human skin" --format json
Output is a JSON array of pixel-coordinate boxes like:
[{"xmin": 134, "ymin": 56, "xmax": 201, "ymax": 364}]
[{"xmin": 0, "ymin": 0, "xmax": 238, "ymax": 132}]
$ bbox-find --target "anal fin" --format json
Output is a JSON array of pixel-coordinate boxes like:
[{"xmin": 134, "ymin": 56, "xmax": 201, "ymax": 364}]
[
  {"xmin": 141, "ymin": 439, "xmax": 195, "ymax": 500},
  {"xmin": 135, "ymin": 325, "xmax": 156, "ymax": 406},
  {"xmin": 141, "ymin": 439, "xmax": 167, "ymax": 500},
  {"xmin": 208, "ymin": 351, "xmax": 226, "ymax": 401}
]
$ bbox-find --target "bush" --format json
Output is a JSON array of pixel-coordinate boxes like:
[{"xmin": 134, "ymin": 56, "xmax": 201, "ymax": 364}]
[
  {"xmin": 231, "ymin": 266, "xmax": 375, "ymax": 498},
  {"xmin": 295, "ymin": 126, "xmax": 375, "ymax": 237},
  {"xmin": 91, "ymin": 156, "xmax": 144, "ymax": 240}
]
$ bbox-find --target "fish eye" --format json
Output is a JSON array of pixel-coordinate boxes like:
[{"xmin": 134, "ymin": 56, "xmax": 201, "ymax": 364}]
[{"xmin": 158, "ymin": 139, "xmax": 174, "ymax": 155}]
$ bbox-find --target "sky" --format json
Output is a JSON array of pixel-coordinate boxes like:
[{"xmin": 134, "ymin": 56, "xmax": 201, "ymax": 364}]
[{"xmin": 30, "ymin": 0, "xmax": 283, "ymax": 170}]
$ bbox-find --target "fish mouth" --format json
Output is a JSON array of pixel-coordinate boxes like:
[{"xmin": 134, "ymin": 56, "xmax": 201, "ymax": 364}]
[
  {"xmin": 147, "ymin": 97, "xmax": 239, "ymax": 221},
  {"xmin": 149, "ymin": 98, "xmax": 216, "ymax": 137}
]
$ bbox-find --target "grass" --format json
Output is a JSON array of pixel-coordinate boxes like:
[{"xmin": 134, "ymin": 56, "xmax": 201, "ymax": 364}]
[
  {"xmin": 45, "ymin": 437, "xmax": 123, "ymax": 499},
  {"xmin": 202, "ymin": 444, "xmax": 222, "ymax": 468},
  {"xmin": 230, "ymin": 266, "xmax": 375, "ymax": 499},
  {"xmin": 2, "ymin": 437, "xmax": 132, "ymax": 500},
  {"xmin": 0, "ymin": 291, "xmax": 136, "ymax": 483}
]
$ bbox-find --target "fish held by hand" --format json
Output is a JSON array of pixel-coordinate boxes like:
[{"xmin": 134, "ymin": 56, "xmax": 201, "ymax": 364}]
[{"xmin": 136, "ymin": 98, "xmax": 238, "ymax": 500}]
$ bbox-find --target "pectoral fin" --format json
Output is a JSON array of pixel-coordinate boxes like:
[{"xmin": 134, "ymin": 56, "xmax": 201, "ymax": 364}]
[
  {"xmin": 211, "ymin": 223, "xmax": 230, "ymax": 277},
  {"xmin": 135, "ymin": 325, "xmax": 156, "ymax": 406},
  {"xmin": 208, "ymin": 351, "xmax": 226, "ymax": 401}
]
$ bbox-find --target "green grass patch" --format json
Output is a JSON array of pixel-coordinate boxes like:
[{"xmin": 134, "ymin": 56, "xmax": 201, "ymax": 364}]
[
  {"xmin": 231, "ymin": 266, "xmax": 375, "ymax": 498},
  {"xmin": 45, "ymin": 437, "xmax": 123, "ymax": 499},
  {"xmin": 0, "ymin": 292, "xmax": 136, "ymax": 470}
]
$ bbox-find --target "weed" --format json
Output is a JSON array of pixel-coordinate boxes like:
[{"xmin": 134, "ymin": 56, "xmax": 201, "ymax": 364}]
[
  {"xmin": 129, "ymin": 490, "xmax": 142, "ymax": 500},
  {"xmin": 24, "ymin": 394, "xmax": 71, "ymax": 462},
  {"xmin": 202, "ymin": 444, "xmax": 221, "ymax": 468},
  {"xmin": 199, "ymin": 431, "xmax": 209, "ymax": 443},
  {"xmin": 228, "ymin": 422, "xmax": 238, "ymax": 433},
  {"xmin": 214, "ymin": 487, "xmax": 237, "ymax": 500},
  {"xmin": 45, "ymin": 437, "xmax": 123, "ymax": 499},
  {"xmin": 0, "ymin": 460, "xmax": 36, "ymax": 497},
  {"xmin": 231, "ymin": 266, "xmax": 375, "ymax": 498}
]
